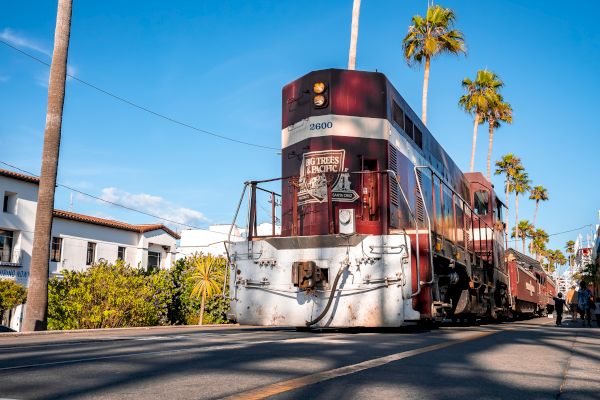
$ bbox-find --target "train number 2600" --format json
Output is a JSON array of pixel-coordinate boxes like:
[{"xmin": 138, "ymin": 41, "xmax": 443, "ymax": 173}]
[{"xmin": 309, "ymin": 122, "xmax": 333, "ymax": 130}]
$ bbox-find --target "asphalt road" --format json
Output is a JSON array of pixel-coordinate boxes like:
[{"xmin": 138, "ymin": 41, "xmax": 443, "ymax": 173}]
[{"xmin": 0, "ymin": 317, "xmax": 598, "ymax": 400}]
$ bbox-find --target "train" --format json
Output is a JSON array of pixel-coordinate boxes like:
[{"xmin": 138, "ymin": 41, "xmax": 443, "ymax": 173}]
[{"xmin": 226, "ymin": 68, "xmax": 555, "ymax": 327}]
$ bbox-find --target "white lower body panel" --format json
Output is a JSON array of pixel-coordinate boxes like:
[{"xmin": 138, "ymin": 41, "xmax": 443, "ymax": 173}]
[{"xmin": 229, "ymin": 234, "xmax": 416, "ymax": 327}]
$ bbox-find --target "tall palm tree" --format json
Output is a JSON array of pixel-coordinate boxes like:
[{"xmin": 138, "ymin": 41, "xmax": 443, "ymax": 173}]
[
  {"xmin": 512, "ymin": 171, "xmax": 531, "ymax": 246},
  {"xmin": 402, "ymin": 4, "xmax": 466, "ymax": 125},
  {"xmin": 459, "ymin": 70, "xmax": 503, "ymax": 172},
  {"xmin": 187, "ymin": 254, "xmax": 223, "ymax": 325},
  {"xmin": 347, "ymin": 0, "xmax": 361, "ymax": 70},
  {"xmin": 545, "ymin": 249, "xmax": 566, "ymax": 274},
  {"xmin": 511, "ymin": 220, "xmax": 533, "ymax": 254},
  {"xmin": 484, "ymin": 97, "xmax": 513, "ymax": 180},
  {"xmin": 529, "ymin": 185, "xmax": 549, "ymax": 227},
  {"xmin": 565, "ymin": 240, "xmax": 576, "ymax": 268},
  {"xmin": 494, "ymin": 153, "xmax": 523, "ymax": 237},
  {"xmin": 530, "ymin": 228, "xmax": 549, "ymax": 261},
  {"xmin": 23, "ymin": 0, "xmax": 73, "ymax": 332}
]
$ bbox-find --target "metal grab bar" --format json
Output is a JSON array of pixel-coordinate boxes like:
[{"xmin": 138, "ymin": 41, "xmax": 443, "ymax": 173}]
[{"xmin": 413, "ymin": 166, "xmax": 436, "ymax": 286}]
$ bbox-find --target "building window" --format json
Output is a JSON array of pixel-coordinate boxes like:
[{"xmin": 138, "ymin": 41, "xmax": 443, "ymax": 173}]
[
  {"xmin": 0, "ymin": 229, "xmax": 14, "ymax": 263},
  {"xmin": 2, "ymin": 192, "xmax": 16, "ymax": 214},
  {"xmin": 117, "ymin": 246, "xmax": 126, "ymax": 261},
  {"xmin": 147, "ymin": 251, "xmax": 161, "ymax": 272},
  {"xmin": 51, "ymin": 237, "xmax": 63, "ymax": 262},
  {"xmin": 86, "ymin": 242, "xmax": 96, "ymax": 265}
]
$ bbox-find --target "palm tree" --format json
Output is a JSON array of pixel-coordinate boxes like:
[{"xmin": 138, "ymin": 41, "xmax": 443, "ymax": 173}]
[
  {"xmin": 484, "ymin": 97, "xmax": 513, "ymax": 180},
  {"xmin": 494, "ymin": 154, "xmax": 523, "ymax": 237},
  {"xmin": 512, "ymin": 171, "xmax": 531, "ymax": 246},
  {"xmin": 530, "ymin": 228, "xmax": 549, "ymax": 261},
  {"xmin": 529, "ymin": 186, "xmax": 549, "ymax": 227},
  {"xmin": 347, "ymin": 0, "xmax": 361, "ymax": 70},
  {"xmin": 459, "ymin": 70, "xmax": 503, "ymax": 172},
  {"xmin": 511, "ymin": 220, "xmax": 533, "ymax": 254},
  {"xmin": 565, "ymin": 240, "xmax": 576, "ymax": 268},
  {"xmin": 187, "ymin": 254, "xmax": 223, "ymax": 325},
  {"xmin": 402, "ymin": 4, "xmax": 466, "ymax": 125},
  {"xmin": 23, "ymin": 0, "xmax": 73, "ymax": 332},
  {"xmin": 545, "ymin": 249, "xmax": 566, "ymax": 274}
]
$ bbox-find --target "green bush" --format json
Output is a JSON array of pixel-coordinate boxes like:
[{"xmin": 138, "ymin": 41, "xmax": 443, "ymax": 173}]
[
  {"xmin": 47, "ymin": 254, "xmax": 231, "ymax": 330},
  {"xmin": 0, "ymin": 280, "xmax": 27, "ymax": 317},
  {"xmin": 48, "ymin": 260, "xmax": 173, "ymax": 330}
]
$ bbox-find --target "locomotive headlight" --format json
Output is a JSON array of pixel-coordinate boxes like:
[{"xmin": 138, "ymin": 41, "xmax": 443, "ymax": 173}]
[
  {"xmin": 313, "ymin": 94, "xmax": 326, "ymax": 107},
  {"xmin": 313, "ymin": 82, "xmax": 326, "ymax": 94}
]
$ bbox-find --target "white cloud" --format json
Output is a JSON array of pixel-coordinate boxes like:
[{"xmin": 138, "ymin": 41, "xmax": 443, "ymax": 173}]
[
  {"xmin": 0, "ymin": 28, "xmax": 51, "ymax": 56},
  {"xmin": 100, "ymin": 187, "xmax": 208, "ymax": 227}
]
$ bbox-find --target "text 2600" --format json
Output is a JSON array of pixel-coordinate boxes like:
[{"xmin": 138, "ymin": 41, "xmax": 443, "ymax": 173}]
[{"xmin": 309, "ymin": 122, "xmax": 333, "ymax": 130}]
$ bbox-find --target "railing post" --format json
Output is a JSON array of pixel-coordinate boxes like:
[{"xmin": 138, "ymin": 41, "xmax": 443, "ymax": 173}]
[{"xmin": 271, "ymin": 192, "xmax": 276, "ymax": 236}]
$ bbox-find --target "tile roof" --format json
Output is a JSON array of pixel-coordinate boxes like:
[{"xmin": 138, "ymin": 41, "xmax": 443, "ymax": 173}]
[
  {"xmin": 1, "ymin": 168, "xmax": 180, "ymax": 239},
  {"xmin": 0, "ymin": 168, "xmax": 40, "ymax": 184},
  {"xmin": 53, "ymin": 210, "xmax": 181, "ymax": 239}
]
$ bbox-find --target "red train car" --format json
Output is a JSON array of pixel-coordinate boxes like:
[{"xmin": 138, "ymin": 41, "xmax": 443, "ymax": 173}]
[{"xmin": 507, "ymin": 249, "xmax": 556, "ymax": 316}]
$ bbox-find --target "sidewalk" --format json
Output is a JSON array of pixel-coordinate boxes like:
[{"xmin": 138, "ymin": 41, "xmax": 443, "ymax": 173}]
[{"xmin": 559, "ymin": 318, "xmax": 600, "ymax": 399}]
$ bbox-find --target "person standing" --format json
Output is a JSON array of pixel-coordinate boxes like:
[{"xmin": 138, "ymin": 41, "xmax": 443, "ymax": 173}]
[
  {"xmin": 566, "ymin": 285, "xmax": 578, "ymax": 323},
  {"xmin": 578, "ymin": 281, "xmax": 593, "ymax": 328},
  {"xmin": 552, "ymin": 292, "xmax": 566, "ymax": 326}
]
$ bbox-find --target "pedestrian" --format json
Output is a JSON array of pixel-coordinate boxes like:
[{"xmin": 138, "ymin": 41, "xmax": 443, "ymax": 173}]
[
  {"xmin": 566, "ymin": 285, "xmax": 578, "ymax": 323},
  {"xmin": 577, "ymin": 281, "xmax": 593, "ymax": 328},
  {"xmin": 552, "ymin": 292, "xmax": 566, "ymax": 326},
  {"xmin": 595, "ymin": 298, "xmax": 600, "ymax": 328}
]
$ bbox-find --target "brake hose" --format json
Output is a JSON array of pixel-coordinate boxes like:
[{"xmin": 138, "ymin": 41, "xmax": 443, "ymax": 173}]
[{"xmin": 305, "ymin": 262, "xmax": 350, "ymax": 327}]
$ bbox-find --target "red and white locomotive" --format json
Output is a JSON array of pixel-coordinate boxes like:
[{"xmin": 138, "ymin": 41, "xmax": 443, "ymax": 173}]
[{"xmin": 227, "ymin": 69, "xmax": 551, "ymax": 327}]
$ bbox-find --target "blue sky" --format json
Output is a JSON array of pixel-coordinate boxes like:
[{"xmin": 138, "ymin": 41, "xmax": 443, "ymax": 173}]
[{"xmin": 1, "ymin": 0, "xmax": 598, "ymax": 255}]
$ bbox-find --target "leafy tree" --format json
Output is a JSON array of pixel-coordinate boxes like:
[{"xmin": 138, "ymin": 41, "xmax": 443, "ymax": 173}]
[
  {"xmin": 544, "ymin": 249, "xmax": 566, "ymax": 273},
  {"xmin": 0, "ymin": 280, "xmax": 27, "ymax": 324},
  {"xmin": 529, "ymin": 185, "xmax": 549, "ymax": 227},
  {"xmin": 403, "ymin": 4, "xmax": 466, "ymax": 125},
  {"xmin": 187, "ymin": 254, "xmax": 224, "ymax": 325},
  {"xmin": 495, "ymin": 154, "xmax": 523, "ymax": 236},
  {"xmin": 484, "ymin": 98, "xmax": 513, "ymax": 180},
  {"xmin": 511, "ymin": 171, "xmax": 531, "ymax": 246},
  {"xmin": 459, "ymin": 70, "xmax": 503, "ymax": 172},
  {"xmin": 511, "ymin": 220, "xmax": 533, "ymax": 254}
]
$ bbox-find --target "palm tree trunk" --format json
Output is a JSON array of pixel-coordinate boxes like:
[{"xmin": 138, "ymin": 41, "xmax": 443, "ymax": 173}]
[
  {"xmin": 504, "ymin": 179, "xmax": 509, "ymax": 237},
  {"xmin": 421, "ymin": 56, "xmax": 431, "ymax": 125},
  {"xmin": 486, "ymin": 120, "xmax": 494, "ymax": 180},
  {"xmin": 22, "ymin": 0, "xmax": 72, "ymax": 332},
  {"xmin": 347, "ymin": 0, "xmax": 361, "ymax": 70},
  {"xmin": 469, "ymin": 113, "xmax": 480, "ymax": 172},
  {"xmin": 533, "ymin": 201, "xmax": 539, "ymax": 227},
  {"xmin": 514, "ymin": 194, "xmax": 519, "ymax": 250},
  {"xmin": 522, "ymin": 237, "xmax": 526, "ymax": 254},
  {"xmin": 199, "ymin": 290, "xmax": 206, "ymax": 325}
]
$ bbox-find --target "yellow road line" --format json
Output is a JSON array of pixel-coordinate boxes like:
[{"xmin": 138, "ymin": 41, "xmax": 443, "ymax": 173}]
[{"xmin": 224, "ymin": 329, "xmax": 500, "ymax": 400}]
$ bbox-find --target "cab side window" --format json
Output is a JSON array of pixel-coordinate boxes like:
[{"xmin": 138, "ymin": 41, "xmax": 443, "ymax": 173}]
[{"xmin": 474, "ymin": 190, "xmax": 489, "ymax": 216}]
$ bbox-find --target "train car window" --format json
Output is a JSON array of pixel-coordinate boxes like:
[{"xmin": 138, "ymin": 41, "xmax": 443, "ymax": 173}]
[
  {"xmin": 473, "ymin": 190, "xmax": 489, "ymax": 216},
  {"xmin": 404, "ymin": 114, "xmax": 413, "ymax": 139},
  {"xmin": 434, "ymin": 178, "xmax": 443, "ymax": 235},
  {"xmin": 392, "ymin": 101, "xmax": 404, "ymax": 130},
  {"xmin": 455, "ymin": 196, "xmax": 465, "ymax": 248},
  {"xmin": 413, "ymin": 127, "xmax": 423, "ymax": 148},
  {"xmin": 443, "ymin": 186, "xmax": 455, "ymax": 242},
  {"xmin": 496, "ymin": 198, "xmax": 503, "ymax": 221}
]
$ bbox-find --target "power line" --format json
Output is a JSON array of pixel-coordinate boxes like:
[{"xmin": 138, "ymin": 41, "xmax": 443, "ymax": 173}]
[
  {"xmin": 0, "ymin": 39, "xmax": 279, "ymax": 152},
  {"xmin": 0, "ymin": 160, "xmax": 245, "ymax": 238}
]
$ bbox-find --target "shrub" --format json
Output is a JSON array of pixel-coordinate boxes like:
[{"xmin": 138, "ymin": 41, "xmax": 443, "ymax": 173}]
[
  {"xmin": 48, "ymin": 260, "xmax": 173, "ymax": 330},
  {"xmin": 0, "ymin": 280, "xmax": 27, "ymax": 320}
]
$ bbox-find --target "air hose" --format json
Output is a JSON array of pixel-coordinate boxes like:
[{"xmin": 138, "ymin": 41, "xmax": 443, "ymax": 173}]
[{"xmin": 305, "ymin": 262, "xmax": 350, "ymax": 327}]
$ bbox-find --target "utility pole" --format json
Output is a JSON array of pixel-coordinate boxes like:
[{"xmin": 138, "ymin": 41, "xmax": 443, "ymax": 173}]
[
  {"xmin": 23, "ymin": 0, "xmax": 73, "ymax": 331},
  {"xmin": 347, "ymin": 0, "xmax": 361, "ymax": 70}
]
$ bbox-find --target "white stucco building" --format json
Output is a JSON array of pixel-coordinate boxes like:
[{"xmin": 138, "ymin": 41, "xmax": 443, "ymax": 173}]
[
  {"xmin": 1, "ymin": 168, "xmax": 180, "ymax": 331},
  {"xmin": 177, "ymin": 223, "xmax": 280, "ymax": 259}
]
